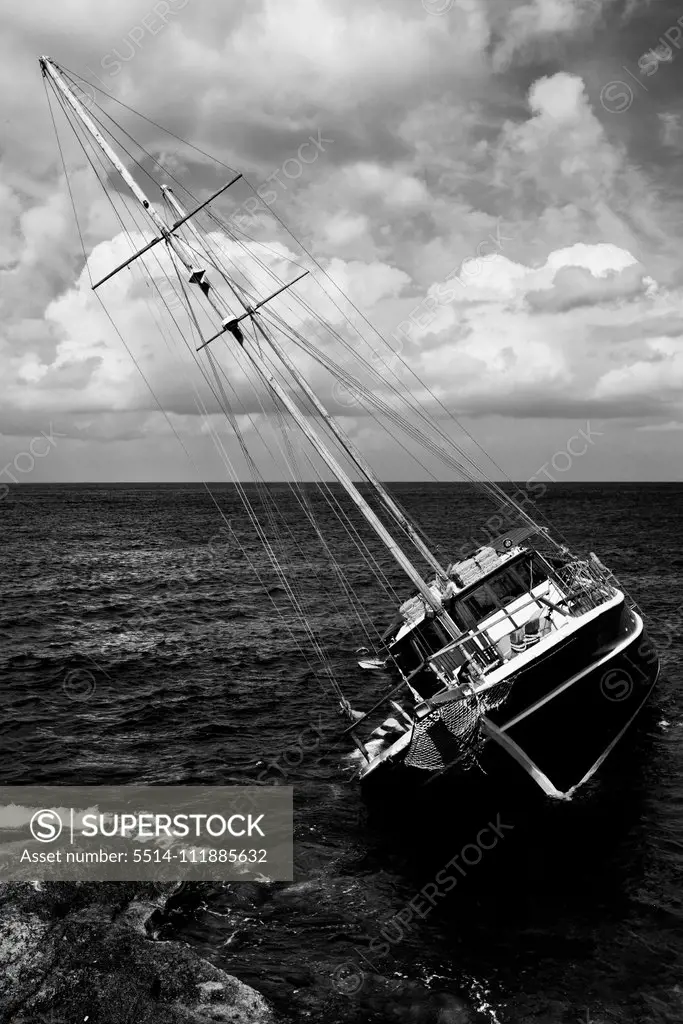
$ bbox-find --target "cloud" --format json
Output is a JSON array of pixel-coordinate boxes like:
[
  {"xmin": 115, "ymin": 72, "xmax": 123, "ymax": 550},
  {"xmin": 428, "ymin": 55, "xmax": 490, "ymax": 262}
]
[
  {"xmin": 636, "ymin": 420, "xmax": 683, "ymax": 431},
  {"xmin": 526, "ymin": 263, "xmax": 649, "ymax": 312},
  {"xmin": 1, "ymin": 0, "xmax": 682, "ymax": 480},
  {"xmin": 491, "ymin": 0, "xmax": 608, "ymax": 70}
]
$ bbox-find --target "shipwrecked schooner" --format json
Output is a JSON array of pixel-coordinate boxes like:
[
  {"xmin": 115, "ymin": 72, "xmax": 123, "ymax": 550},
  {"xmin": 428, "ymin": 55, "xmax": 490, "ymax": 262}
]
[{"xmin": 41, "ymin": 55, "xmax": 659, "ymax": 802}]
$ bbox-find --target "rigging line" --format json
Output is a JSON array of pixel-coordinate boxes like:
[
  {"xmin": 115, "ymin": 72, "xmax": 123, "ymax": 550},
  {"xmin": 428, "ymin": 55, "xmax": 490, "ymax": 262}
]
[
  {"xmin": 264, "ymin": 314, "xmax": 487, "ymax": 489},
  {"xmin": 211, "ymin": 245, "xmax": 503, "ymax": 494},
  {"xmin": 182, "ymin": 236, "xmax": 469, "ymax": 567},
  {"xmin": 62, "ymin": 69, "xmax": 198, "ymax": 202},
  {"xmin": 196, "ymin": 315, "xmax": 393, "ymax": 640},
  {"xmin": 50, "ymin": 71, "xmax": 574, "ymax": 561},
  {"xmin": 267, "ymin": 303, "xmax": 503, "ymax": 490},
  {"xmin": 224, "ymin": 379, "xmax": 382, "ymax": 658},
  {"xmin": 56, "ymin": 61, "xmax": 566, "ymax": 551},
  {"xmin": 200, "ymin": 376, "xmax": 338, "ymax": 690},
  {"xmin": 253, "ymin": 188, "xmax": 532, "ymax": 483},
  {"xmin": 51, "ymin": 80, "xmax": 161, "ymax": 244},
  {"xmin": 271, "ymin": 404, "xmax": 381, "ymax": 649},
  {"xmin": 147, "ymin": 300, "xmax": 345, "ymax": 688},
  {"xmin": 231, "ymin": 187, "xmax": 565, "ymax": 544},
  {"xmin": 54, "ymin": 80, "xmax": 229, "ymax": 350},
  {"xmin": 166, "ymin": 215, "xmax": 432, "ymax": 598},
  {"xmin": 67, "ymin": 126, "xmax": 339, "ymax": 693},
  {"xmin": 262, "ymin": 313, "xmax": 457, "ymax": 472},
  {"xmin": 46, "ymin": 78, "xmax": 359, "ymax": 693},
  {"xmin": 204, "ymin": 206, "xmax": 309, "ymax": 275},
  {"xmin": 100, "ymin": 290, "xmax": 338, "ymax": 697},
  {"xmin": 163, "ymin": 217, "xmax": 262, "ymax": 314},
  {"xmin": 57, "ymin": 63, "xmax": 239, "ymax": 175},
  {"xmin": 296, "ymin": 439, "xmax": 405, "ymax": 609},
  {"xmin": 167, "ymin": 265, "xmax": 347, "ymax": 689},
  {"xmin": 174, "ymin": 201, "xmax": 500, "ymax": 496},
  {"xmin": 268, "ymin": 316, "xmax": 543, "ymax": 551},
  {"xmin": 197, "ymin": 396, "xmax": 344, "ymax": 698},
  {"xmin": 43, "ymin": 77, "xmax": 92, "ymax": 287},
  {"xmin": 74, "ymin": 96, "xmax": 170, "ymax": 200},
  {"xmin": 168, "ymin": 219, "xmax": 454, "ymax": 565},
  {"xmin": 253, "ymin": 321, "xmax": 450, "ymax": 569},
  {"xmin": 257, "ymin": 345, "xmax": 404, "ymax": 606},
  {"xmin": 207, "ymin": 318, "xmax": 399, "ymax": 640},
  {"xmin": 266, "ymin": 335, "xmax": 445, "ymax": 508},
  {"xmin": 49, "ymin": 85, "xmax": 512, "ymax": 566},
  {"xmin": 219, "ymin": 324, "xmax": 400, "ymax": 628},
  {"xmin": 50, "ymin": 82, "xmax": 160, "ymax": 284},
  {"xmin": 234, "ymin": 322, "xmax": 403, "ymax": 607},
  {"xmin": 241, "ymin": 389, "xmax": 382, "ymax": 646},
  {"xmin": 71, "ymin": 113, "xmax": 202, "ymax": 339}
]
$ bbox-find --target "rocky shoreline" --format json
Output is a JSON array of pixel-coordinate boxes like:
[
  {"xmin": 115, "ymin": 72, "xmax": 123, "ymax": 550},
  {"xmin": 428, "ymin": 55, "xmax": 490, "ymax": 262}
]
[{"xmin": 0, "ymin": 881, "xmax": 274, "ymax": 1023}]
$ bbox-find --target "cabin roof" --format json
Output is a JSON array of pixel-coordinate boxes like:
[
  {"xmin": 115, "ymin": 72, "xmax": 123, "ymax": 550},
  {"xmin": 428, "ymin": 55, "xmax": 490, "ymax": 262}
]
[{"xmin": 390, "ymin": 544, "xmax": 531, "ymax": 645}]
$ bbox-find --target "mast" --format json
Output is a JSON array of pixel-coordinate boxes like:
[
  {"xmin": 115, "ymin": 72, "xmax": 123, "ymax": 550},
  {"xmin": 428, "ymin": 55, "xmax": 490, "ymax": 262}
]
[
  {"xmin": 161, "ymin": 184, "xmax": 448, "ymax": 580},
  {"xmin": 40, "ymin": 55, "xmax": 460, "ymax": 637},
  {"xmin": 39, "ymin": 57, "xmax": 231, "ymax": 324}
]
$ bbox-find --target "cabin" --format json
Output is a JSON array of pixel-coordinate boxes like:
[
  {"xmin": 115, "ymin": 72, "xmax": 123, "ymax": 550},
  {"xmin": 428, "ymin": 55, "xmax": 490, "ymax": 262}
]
[{"xmin": 385, "ymin": 545, "xmax": 572, "ymax": 699}]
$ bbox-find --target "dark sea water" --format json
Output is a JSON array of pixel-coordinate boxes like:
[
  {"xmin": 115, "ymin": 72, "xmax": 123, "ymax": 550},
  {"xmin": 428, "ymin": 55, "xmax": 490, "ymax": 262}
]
[{"xmin": 1, "ymin": 482, "xmax": 682, "ymax": 1023}]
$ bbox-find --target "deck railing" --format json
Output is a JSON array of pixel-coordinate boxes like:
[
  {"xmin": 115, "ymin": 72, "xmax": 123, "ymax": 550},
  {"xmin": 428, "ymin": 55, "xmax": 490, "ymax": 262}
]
[{"xmin": 429, "ymin": 560, "xmax": 616, "ymax": 679}]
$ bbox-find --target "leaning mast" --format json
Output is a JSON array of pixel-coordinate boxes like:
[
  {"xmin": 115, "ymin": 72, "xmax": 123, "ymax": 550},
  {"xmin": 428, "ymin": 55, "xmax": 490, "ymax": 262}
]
[
  {"xmin": 161, "ymin": 183, "xmax": 448, "ymax": 580},
  {"xmin": 39, "ymin": 55, "xmax": 460, "ymax": 637}
]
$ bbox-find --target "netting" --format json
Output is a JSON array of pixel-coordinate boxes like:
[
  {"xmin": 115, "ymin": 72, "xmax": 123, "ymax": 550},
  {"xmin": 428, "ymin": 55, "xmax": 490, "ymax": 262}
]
[{"xmin": 404, "ymin": 677, "xmax": 515, "ymax": 771}]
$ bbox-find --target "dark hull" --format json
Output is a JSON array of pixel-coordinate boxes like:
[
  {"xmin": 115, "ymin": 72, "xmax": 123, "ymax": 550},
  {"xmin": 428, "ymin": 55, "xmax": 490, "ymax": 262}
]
[{"xmin": 362, "ymin": 597, "xmax": 659, "ymax": 801}]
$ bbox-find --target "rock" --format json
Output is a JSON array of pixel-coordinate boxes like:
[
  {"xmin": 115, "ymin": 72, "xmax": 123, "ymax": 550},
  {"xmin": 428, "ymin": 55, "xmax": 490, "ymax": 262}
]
[{"xmin": 0, "ymin": 882, "xmax": 274, "ymax": 1023}]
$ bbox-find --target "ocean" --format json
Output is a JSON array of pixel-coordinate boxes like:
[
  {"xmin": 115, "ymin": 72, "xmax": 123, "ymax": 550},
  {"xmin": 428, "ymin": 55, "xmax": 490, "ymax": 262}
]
[{"xmin": 1, "ymin": 481, "xmax": 681, "ymax": 1023}]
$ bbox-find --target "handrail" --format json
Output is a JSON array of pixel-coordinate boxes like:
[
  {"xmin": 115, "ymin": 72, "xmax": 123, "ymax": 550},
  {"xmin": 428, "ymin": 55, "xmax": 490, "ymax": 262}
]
[{"xmin": 432, "ymin": 586, "xmax": 558, "ymax": 662}]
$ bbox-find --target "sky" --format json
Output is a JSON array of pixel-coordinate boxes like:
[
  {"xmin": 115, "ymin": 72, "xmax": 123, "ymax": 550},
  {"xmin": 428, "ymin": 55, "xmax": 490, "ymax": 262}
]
[{"xmin": 1, "ymin": 0, "xmax": 683, "ymax": 484}]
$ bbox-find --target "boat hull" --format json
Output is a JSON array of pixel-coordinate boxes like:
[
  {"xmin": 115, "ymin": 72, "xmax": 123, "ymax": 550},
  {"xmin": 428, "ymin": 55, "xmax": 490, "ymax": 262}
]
[
  {"xmin": 361, "ymin": 598, "xmax": 659, "ymax": 800},
  {"xmin": 485, "ymin": 607, "xmax": 659, "ymax": 796}
]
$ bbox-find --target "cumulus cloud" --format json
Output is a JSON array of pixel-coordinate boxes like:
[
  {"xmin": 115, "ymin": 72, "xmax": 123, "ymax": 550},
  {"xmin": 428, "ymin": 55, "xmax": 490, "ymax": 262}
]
[
  {"xmin": 1, "ymin": 0, "xmax": 682, "ymax": 480},
  {"xmin": 526, "ymin": 263, "xmax": 649, "ymax": 312}
]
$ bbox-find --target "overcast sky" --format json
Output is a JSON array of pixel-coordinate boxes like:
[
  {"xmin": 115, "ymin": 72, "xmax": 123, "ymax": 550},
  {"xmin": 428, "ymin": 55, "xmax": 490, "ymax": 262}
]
[{"xmin": 2, "ymin": 0, "xmax": 683, "ymax": 483}]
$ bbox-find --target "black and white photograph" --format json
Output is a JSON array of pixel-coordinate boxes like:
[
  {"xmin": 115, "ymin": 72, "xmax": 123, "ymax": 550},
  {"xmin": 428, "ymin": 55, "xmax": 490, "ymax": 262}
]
[{"xmin": 1, "ymin": 1, "xmax": 681, "ymax": 1021}]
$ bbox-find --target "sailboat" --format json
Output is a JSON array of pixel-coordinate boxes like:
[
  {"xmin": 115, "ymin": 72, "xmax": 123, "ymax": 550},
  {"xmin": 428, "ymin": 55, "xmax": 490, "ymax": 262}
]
[{"xmin": 40, "ymin": 56, "xmax": 660, "ymax": 802}]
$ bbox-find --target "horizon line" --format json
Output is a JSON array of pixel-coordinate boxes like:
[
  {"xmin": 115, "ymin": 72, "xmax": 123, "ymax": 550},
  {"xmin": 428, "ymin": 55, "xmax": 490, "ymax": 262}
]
[{"xmin": 5, "ymin": 479, "xmax": 683, "ymax": 486}]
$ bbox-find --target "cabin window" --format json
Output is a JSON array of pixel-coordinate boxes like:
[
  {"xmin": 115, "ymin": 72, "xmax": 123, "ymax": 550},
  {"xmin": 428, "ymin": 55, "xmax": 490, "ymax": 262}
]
[
  {"xmin": 445, "ymin": 599, "xmax": 470, "ymax": 631},
  {"xmin": 463, "ymin": 585, "xmax": 498, "ymax": 622},
  {"xmin": 488, "ymin": 570, "xmax": 527, "ymax": 607},
  {"xmin": 509, "ymin": 559, "xmax": 532, "ymax": 591}
]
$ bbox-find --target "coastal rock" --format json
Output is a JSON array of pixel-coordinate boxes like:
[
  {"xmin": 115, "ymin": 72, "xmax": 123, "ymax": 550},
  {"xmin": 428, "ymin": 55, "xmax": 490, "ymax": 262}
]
[{"xmin": 0, "ymin": 882, "xmax": 274, "ymax": 1023}]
